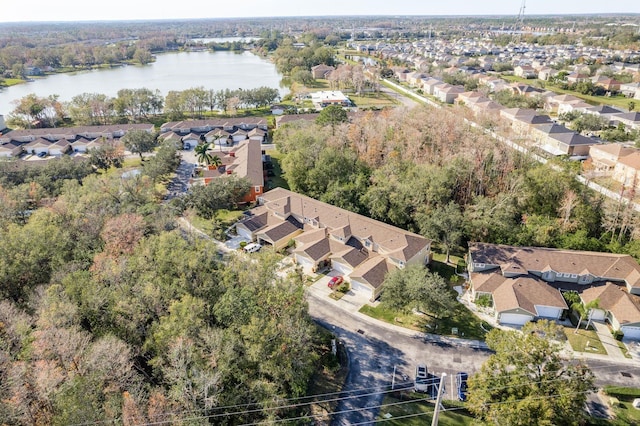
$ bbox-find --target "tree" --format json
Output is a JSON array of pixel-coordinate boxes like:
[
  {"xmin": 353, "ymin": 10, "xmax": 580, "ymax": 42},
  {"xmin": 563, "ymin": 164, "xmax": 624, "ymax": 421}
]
[
  {"xmin": 381, "ymin": 265, "xmax": 457, "ymax": 319},
  {"xmin": 629, "ymin": 101, "xmax": 636, "ymax": 112},
  {"xmin": 194, "ymin": 143, "xmax": 213, "ymax": 165},
  {"xmin": 121, "ymin": 130, "xmax": 157, "ymax": 160},
  {"xmin": 416, "ymin": 201, "xmax": 463, "ymax": 264},
  {"xmin": 572, "ymin": 298, "xmax": 601, "ymax": 333},
  {"xmin": 467, "ymin": 320, "xmax": 595, "ymax": 426},
  {"xmin": 210, "ymin": 155, "xmax": 222, "ymax": 169},
  {"xmin": 315, "ymin": 105, "xmax": 348, "ymax": 135},
  {"xmin": 89, "ymin": 139, "xmax": 125, "ymax": 171}
]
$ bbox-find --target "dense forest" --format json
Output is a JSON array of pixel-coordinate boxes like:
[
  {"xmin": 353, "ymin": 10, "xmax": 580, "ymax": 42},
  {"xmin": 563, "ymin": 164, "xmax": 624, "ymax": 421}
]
[
  {"xmin": 274, "ymin": 106, "xmax": 640, "ymax": 259},
  {"xmin": 0, "ymin": 146, "xmax": 327, "ymax": 425}
]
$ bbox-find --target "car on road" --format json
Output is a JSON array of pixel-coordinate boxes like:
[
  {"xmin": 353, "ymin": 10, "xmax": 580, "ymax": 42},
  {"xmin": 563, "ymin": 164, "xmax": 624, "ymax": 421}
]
[
  {"xmin": 243, "ymin": 243, "xmax": 262, "ymax": 253},
  {"xmin": 456, "ymin": 372, "xmax": 468, "ymax": 402},
  {"xmin": 328, "ymin": 276, "xmax": 344, "ymax": 289}
]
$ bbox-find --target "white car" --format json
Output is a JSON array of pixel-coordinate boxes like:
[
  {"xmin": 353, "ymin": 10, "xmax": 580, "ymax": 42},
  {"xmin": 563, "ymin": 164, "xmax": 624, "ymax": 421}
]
[{"xmin": 243, "ymin": 243, "xmax": 262, "ymax": 253}]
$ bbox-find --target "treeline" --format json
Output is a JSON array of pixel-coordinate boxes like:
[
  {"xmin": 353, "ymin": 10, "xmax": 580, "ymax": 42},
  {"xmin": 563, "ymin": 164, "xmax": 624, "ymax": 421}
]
[
  {"xmin": 7, "ymin": 86, "xmax": 280, "ymax": 128},
  {"xmin": 275, "ymin": 106, "xmax": 640, "ymax": 260},
  {"xmin": 0, "ymin": 165, "xmax": 324, "ymax": 424}
]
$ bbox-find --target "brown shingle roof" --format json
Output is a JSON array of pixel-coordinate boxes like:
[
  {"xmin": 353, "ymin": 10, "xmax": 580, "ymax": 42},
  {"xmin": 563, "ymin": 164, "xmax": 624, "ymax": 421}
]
[
  {"xmin": 350, "ymin": 256, "xmax": 392, "ymax": 289},
  {"xmin": 469, "ymin": 242, "xmax": 640, "ymax": 290},
  {"xmin": 260, "ymin": 188, "xmax": 429, "ymax": 262},
  {"xmin": 581, "ymin": 283, "xmax": 640, "ymax": 326}
]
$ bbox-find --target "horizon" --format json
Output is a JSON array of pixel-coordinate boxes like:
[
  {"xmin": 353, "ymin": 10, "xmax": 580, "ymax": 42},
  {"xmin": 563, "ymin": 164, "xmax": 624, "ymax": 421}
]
[{"xmin": 2, "ymin": 0, "xmax": 640, "ymax": 24}]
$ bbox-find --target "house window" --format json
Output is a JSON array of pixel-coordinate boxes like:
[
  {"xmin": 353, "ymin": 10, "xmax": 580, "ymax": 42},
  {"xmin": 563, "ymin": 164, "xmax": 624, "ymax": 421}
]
[
  {"xmin": 255, "ymin": 186, "xmax": 261, "ymax": 193},
  {"xmin": 365, "ymin": 240, "xmax": 371, "ymax": 247},
  {"xmin": 475, "ymin": 263, "xmax": 485, "ymax": 269},
  {"xmin": 570, "ymin": 274, "xmax": 577, "ymax": 278}
]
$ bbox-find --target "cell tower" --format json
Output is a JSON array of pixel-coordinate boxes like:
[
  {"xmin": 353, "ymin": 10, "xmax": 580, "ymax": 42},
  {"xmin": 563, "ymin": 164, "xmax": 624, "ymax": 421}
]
[{"xmin": 515, "ymin": 0, "xmax": 526, "ymax": 32}]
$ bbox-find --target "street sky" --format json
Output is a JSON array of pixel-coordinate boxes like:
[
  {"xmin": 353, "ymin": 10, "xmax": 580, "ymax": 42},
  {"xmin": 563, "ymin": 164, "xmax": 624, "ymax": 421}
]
[{"xmin": 1, "ymin": 0, "xmax": 639, "ymax": 23}]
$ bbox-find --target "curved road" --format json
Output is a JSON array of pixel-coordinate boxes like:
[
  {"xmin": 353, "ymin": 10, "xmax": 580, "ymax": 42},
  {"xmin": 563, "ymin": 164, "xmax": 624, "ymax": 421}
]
[{"xmin": 307, "ymin": 292, "xmax": 640, "ymax": 425}]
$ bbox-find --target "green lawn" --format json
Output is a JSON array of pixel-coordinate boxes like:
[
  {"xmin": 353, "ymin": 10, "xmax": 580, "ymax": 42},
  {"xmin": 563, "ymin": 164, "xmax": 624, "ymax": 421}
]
[
  {"xmin": 598, "ymin": 387, "xmax": 640, "ymax": 425},
  {"xmin": 359, "ymin": 301, "xmax": 490, "ymax": 340},
  {"xmin": 349, "ymin": 93, "xmax": 397, "ymax": 108},
  {"xmin": 563, "ymin": 327, "xmax": 607, "ymax": 355},
  {"xmin": 1, "ymin": 78, "xmax": 25, "ymax": 87},
  {"xmin": 377, "ymin": 394, "xmax": 475, "ymax": 426}
]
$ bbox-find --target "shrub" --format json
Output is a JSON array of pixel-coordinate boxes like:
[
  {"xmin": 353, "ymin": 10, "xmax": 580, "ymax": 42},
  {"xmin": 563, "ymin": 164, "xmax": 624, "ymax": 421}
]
[
  {"xmin": 476, "ymin": 294, "xmax": 493, "ymax": 308},
  {"xmin": 611, "ymin": 329, "xmax": 624, "ymax": 341},
  {"xmin": 603, "ymin": 386, "xmax": 640, "ymax": 398},
  {"xmin": 239, "ymin": 241, "xmax": 248, "ymax": 249},
  {"xmin": 336, "ymin": 282, "xmax": 350, "ymax": 293}
]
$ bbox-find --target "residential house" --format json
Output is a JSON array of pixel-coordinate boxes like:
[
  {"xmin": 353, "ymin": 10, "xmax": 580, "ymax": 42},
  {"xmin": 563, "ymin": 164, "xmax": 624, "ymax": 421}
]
[
  {"xmin": 235, "ymin": 188, "xmax": 431, "ymax": 301},
  {"xmin": 613, "ymin": 151, "xmax": 640, "ymax": 190},
  {"xmin": 584, "ymin": 105, "xmax": 625, "ymax": 125},
  {"xmin": 538, "ymin": 67, "xmax": 558, "ymax": 81},
  {"xmin": 196, "ymin": 139, "xmax": 264, "ymax": 203},
  {"xmin": 0, "ymin": 142, "xmax": 22, "ymax": 157},
  {"xmin": 620, "ymin": 82, "xmax": 640, "ymax": 98},
  {"xmin": 433, "ymin": 83, "xmax": 464, "ymax": 104},
  {"xmin": 49, "ymin": 139, "xmax": 72, "ymax": 156},
  {"xmin": 588, "ymin": 143, "xmax": 637, "ymax": 175},
  {"xmin": 612, "ymin": 112, "xmax": 640, "ymax": 131},
  {"xmin": 514, "ymin": 65, "xmax": 537, "ymax": 79},
  {"xmin": 592, "ymin": 76, "xmax": 622, "ymax": 92},
  {"xmin": 421, "ymin": 77, "xmax": 443, "ymax": 95},
  {"xmin": 311, "ymin": 64, "xmax": 335, "ymax": 79},
  {"xmin": 182, "ymin": 133, "xmax": 201, "ymax": 149},
  {"xmin": 530, "ymin": 122, "xmax": 595, "ymax": 156},
  {"xmin": 23, "ymin": 138, "xmax": 52, "ymax": 156},
  {"xmin": 467, "ymin": 242, "xmax": 640, "ymax": 339},
  {"xmin": 566, "ymin": 72, "xmax": 590, "ymax": 84}
]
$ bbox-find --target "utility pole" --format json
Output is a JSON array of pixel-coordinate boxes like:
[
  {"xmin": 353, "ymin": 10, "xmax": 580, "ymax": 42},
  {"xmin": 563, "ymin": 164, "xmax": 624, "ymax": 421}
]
[
  {"xmin": 431, "ymin": 373, "xmax": 447, "ymax": 426},
  {"xmin": 391, "ymin": 365, "xmax": 397, "ymax": 390}
]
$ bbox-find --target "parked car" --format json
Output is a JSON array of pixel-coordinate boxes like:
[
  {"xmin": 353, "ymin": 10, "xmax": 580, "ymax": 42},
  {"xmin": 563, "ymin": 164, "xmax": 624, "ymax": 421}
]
[
  {"xmin": 414, "ymin": 364, "xmax": 430, "ymax": 393},
  {"xmin": 37, "ymin": 151, "xmax": 47, "ymax": 158},
  {"xmin": 243, "ymin": 243, "xmax": 262, "ymax": 253},
  {"xmin": 456, "ymin": 372, "xmax": 468, "ymax": 402},
  {"xmin": 328, "ymin": 276, "xmax": 344, "ymax": 289}
]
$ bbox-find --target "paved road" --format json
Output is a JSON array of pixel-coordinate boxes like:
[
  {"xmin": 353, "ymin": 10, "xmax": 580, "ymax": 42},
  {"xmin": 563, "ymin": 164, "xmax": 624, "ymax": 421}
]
[
  {"xmin": 307, "ymin": 292, "xmax": 491, "ymax": 425},
  {"xmin": 307, "ymin": 289, "xmax": 640, "ymax": 424}
]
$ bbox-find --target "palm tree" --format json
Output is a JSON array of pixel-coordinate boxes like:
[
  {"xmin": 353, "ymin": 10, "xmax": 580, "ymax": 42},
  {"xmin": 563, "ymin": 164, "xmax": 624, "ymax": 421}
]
[
  {"xmin": 573, "ymin": 299, "xmax": 600, "ymax": 333},
  {"xmin": 210, "ymin": 155, "xmax": 222, "ymax": 169},
  {"xmin": 194, "ymin": 143, "xmax": 213, "ymax": 165}
]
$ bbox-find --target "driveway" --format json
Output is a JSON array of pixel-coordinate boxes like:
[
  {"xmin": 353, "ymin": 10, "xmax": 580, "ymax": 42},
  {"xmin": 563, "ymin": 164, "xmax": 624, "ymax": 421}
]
[{"xmin": 164, "ymin": 149, "xmax": 196, "ymax": 201}]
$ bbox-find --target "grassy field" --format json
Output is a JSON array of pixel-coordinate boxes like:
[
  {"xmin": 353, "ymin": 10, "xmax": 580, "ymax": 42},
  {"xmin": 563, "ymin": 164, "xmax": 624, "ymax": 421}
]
[
  {"xmin": 564, "ymin": 327, "xmax": 607, "ymax": 355},
  {"xmin": 1, "ymin": 78, "xmax": 25, "ymax": 87},
  {"xmin": 594, "ymin": 386, "xmax": 640, "ymax": 425},
  {"xmin": 350, "ymin": 93, "xmax": 397, "ymax": 108},
  {"xmin": 359, "ymin": 301, "xmax": 490, "ymax": 340},
  {"xmin": 377, "ymin": 394, "xmax": 475, "ymax": 425}
]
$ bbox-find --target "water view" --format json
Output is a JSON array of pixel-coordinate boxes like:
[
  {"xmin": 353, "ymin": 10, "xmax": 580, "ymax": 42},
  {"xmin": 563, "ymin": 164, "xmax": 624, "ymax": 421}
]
[{"xmin": 0, "ymin": 50, "xmax": 286, "ymax": 115}]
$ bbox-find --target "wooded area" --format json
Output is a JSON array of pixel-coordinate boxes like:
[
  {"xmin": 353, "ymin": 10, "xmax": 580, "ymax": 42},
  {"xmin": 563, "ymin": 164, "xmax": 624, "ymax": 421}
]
[
  {"xmin": 274, "ymin": 106, "xmax": 640, "ymax": 259},
  {"xmin": 0, "ymin": 161, "xmax": 326, "ymax": 424}
]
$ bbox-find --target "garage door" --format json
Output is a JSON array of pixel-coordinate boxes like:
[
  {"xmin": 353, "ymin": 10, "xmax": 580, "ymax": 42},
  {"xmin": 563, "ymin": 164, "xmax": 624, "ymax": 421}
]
[
  {"xmin": 296, "ymin": 255, "xmax": 314, "ymax": 271},
  {"xmin": 237, "ymin": 227, "xmax": 253, "ymax": 241},
  {"xmin": 350, "ymin": 279, "xmax": 373, "ymax": 300},
  {"xmin": 499, "ymin": 313, "xmax": 533, "ymax": 326},
  {"xmin": 589, "ymin": 309, "xmax": 606, "ymax": 321},
  {"xmin": 332, "ymin": 261, "xmax": 353, "ymax": 276},
  {"xmin": 535, "ymin": 306, "xmax": 562, "ymax": 319},
  {"xmin": 621, "ymin": 326, "xmax": 640, "ymax": 340}
]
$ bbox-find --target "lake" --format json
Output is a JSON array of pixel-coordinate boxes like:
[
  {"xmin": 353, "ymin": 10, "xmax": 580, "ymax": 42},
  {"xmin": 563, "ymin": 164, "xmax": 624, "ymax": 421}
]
[{"xmin": 0, "ymin": 50, "xmax": 286, "ymax": 115}]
